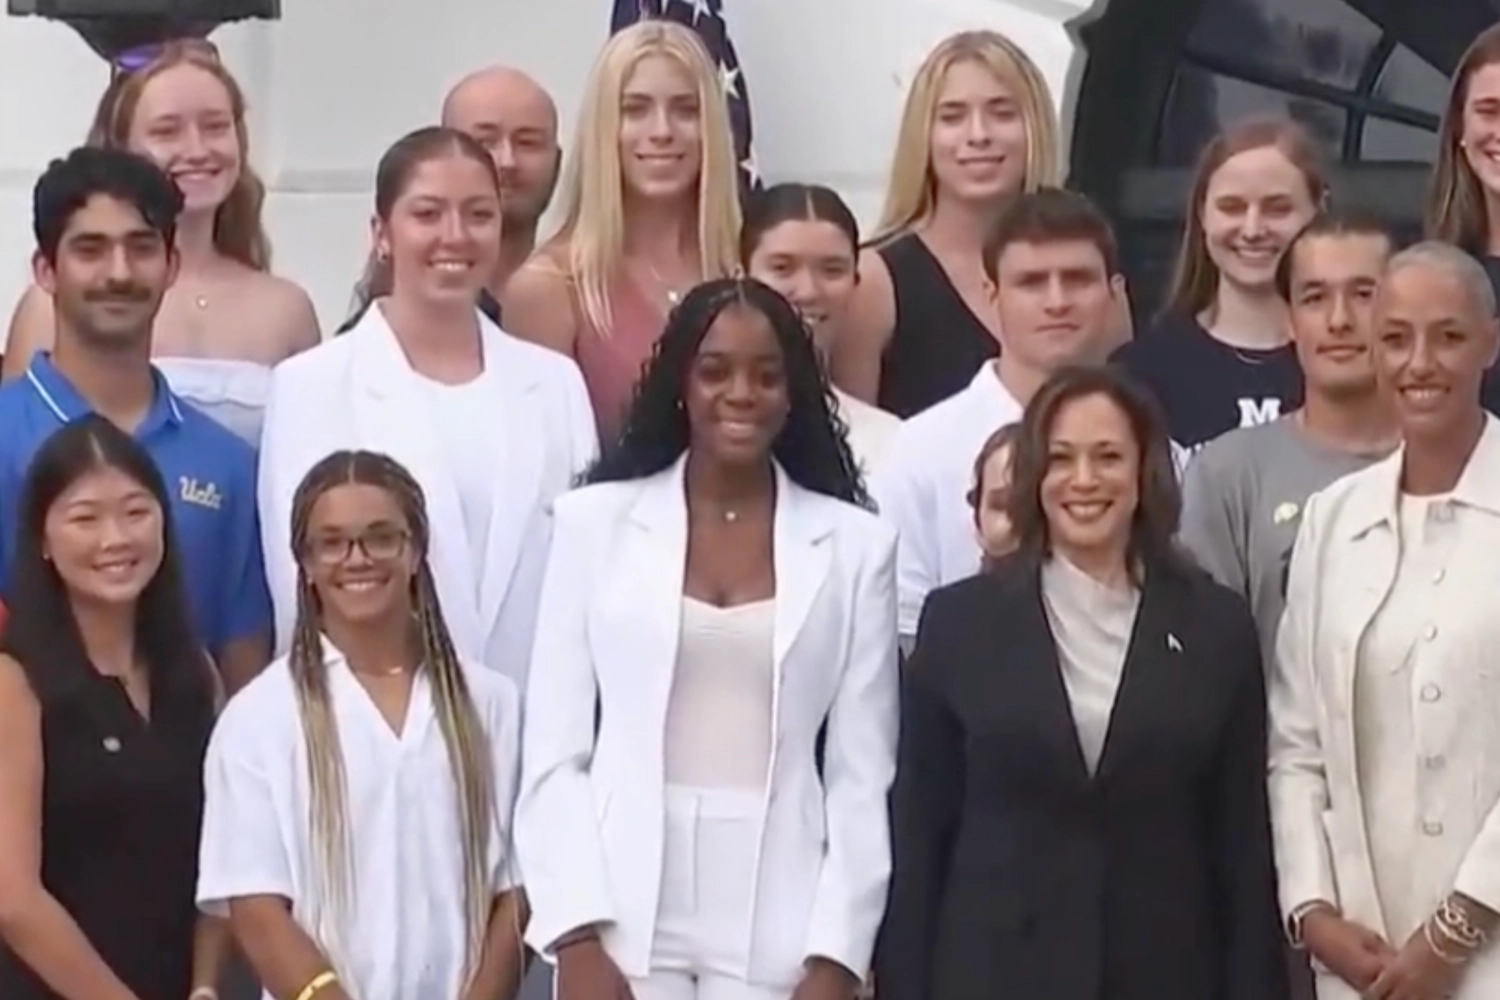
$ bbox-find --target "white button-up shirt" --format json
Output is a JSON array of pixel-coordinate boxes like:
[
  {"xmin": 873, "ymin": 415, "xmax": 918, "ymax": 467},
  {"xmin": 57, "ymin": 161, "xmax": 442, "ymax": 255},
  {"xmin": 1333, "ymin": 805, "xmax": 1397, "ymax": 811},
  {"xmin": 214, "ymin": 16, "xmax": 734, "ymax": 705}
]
[
  {"xmin": 197, "ymin": 643, "xmax": 522, "ymax": 1000},
  {"xmin": 871, "ymin": 363, "xmax": 1022, "ymax": 638}
]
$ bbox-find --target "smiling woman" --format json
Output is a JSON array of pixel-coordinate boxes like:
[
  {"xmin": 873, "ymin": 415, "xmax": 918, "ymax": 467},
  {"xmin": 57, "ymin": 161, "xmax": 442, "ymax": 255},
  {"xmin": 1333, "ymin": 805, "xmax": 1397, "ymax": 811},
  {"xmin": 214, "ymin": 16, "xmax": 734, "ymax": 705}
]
[
  {"xmin": 515, "ymin": 277, "xmax": 898, "ymax": 1000},
  {"xmin": 1111, "ymin": 116, "xmax": 1322, "ymax": 457}
]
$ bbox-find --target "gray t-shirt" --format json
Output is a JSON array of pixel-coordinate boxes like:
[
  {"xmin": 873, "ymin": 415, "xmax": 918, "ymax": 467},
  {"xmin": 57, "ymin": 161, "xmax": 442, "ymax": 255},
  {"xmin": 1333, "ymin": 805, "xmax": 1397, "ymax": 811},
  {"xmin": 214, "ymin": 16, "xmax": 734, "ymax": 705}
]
[{"xmin": 1179, "ymin": 416, "xmax": 1392, "ymax": 660}]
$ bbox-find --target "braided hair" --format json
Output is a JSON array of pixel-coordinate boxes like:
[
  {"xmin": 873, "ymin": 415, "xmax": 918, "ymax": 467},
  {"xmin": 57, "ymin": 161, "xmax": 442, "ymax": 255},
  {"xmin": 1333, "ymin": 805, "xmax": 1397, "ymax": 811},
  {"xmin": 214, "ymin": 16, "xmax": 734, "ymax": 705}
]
[
  {"xmin": 586, "ymin": 276, "xmax": 870, "ymax": 507},
  {"xmin": 286, "ymin": 450, "xmax": 497, "ymax": 984}
]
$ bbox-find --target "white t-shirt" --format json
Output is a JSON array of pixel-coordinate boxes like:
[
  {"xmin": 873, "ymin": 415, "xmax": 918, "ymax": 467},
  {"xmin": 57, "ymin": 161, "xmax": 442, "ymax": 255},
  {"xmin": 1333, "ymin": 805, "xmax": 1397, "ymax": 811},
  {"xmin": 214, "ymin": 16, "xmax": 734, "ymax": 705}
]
[
  {"xmin": 197, "ymin": 644, "xmax": 522, "ymax": 1000},
  {"xmin": 832, "ymin": 387, "xmax": 901, "ymax": 479},
  {"xmin": 871, "ymin": 362, "xmax": 1022, "ymax": 638}
]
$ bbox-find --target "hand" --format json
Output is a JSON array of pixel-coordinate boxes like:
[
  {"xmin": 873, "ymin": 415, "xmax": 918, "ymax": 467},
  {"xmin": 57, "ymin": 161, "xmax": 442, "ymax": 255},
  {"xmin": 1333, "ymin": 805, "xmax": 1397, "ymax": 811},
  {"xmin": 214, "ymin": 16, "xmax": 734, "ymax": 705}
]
[
  {"xmin": 556, "ymin": 938, "xmax": 633, "ymax": 1000},
  {"xmin": 1362, "ymin": 924, "xmax": 1465, "ymax": 1000},
  {"xmin": 789, "ymin": 958, "xmax": 858, "ymax": 1000},
  {"xmin": 1301, "ymin": 908, "xmax": 1396, "ymax": 990}
]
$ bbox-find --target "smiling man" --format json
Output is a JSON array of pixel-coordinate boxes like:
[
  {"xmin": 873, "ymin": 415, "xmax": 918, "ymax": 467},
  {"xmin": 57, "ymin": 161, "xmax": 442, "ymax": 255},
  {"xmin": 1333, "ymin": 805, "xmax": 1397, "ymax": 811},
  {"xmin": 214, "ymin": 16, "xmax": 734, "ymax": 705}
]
[
  {"xmin": 0, "ymin": 147, "xmax": 271, "ymax": 692},
  {"xmin": 441, "ymin": 65, "xmax": 562, "ymax": 320},
  {"xmin": 1180, "ymin": 211, "xmax": 1398, "ymax": 673}
]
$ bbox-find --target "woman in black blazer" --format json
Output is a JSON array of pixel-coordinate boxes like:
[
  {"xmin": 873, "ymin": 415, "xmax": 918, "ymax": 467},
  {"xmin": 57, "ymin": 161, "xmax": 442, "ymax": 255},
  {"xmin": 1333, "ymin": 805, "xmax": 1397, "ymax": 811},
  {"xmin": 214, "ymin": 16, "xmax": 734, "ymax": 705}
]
[{"xmin": 877, "ymin": 364, "xmax": 1288, "ymax": 1000}]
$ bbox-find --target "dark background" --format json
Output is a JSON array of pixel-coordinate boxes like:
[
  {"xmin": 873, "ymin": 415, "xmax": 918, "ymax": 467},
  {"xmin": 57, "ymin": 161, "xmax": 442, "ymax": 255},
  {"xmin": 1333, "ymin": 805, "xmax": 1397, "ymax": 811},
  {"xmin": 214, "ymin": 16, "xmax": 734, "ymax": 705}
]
[{"xmin": 1069, "ymin": 0, "xmax": 1499, "ymax": 321}]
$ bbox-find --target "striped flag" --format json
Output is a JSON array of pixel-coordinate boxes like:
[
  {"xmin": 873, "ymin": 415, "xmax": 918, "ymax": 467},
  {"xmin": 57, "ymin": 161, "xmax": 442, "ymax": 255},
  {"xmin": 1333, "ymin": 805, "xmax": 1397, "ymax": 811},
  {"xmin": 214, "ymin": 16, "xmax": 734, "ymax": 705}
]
[{"xmin": 610, "ymin": 0, "xmax": 762, "ymax": 194}]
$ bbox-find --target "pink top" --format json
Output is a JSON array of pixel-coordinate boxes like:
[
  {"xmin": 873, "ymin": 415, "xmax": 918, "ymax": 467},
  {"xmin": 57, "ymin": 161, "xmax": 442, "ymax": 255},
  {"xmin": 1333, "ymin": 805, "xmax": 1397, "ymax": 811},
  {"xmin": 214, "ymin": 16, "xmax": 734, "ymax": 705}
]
[{"xmin": 574, "ymin": 277, "xmax": 669, "ymax": 446}]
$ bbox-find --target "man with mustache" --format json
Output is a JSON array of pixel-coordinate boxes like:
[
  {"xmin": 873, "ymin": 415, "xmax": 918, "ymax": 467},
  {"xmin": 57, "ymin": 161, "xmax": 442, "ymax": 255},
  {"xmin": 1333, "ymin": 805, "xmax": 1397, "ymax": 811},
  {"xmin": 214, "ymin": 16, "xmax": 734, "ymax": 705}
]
[
  {"xmin": 442, "ymin": 65, "xmax": 562, "ymax": 323},
  {"xmin": 0, "ymin": 147, "xmax": 271, "ymax": 693}
]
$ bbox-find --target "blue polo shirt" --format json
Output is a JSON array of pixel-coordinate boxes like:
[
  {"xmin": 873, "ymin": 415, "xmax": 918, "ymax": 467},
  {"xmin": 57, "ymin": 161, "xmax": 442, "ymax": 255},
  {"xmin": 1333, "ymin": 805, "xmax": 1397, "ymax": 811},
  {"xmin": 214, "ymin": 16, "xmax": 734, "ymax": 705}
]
[{"xmin": 0, "ymin": 354, "xmax": 272, "ymax": 655}]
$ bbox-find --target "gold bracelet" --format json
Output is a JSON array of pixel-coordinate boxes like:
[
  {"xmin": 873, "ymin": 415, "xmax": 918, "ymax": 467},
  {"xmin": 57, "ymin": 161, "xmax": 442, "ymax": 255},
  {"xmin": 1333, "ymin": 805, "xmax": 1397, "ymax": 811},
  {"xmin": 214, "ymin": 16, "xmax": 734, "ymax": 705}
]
[
  {"xmin": 1438, "ymin": 897, "xmax": 1489, "ymax": 949},
  {"xmin": 293, "ymin": 970, "xmax": 337, "ymax": 1000}
]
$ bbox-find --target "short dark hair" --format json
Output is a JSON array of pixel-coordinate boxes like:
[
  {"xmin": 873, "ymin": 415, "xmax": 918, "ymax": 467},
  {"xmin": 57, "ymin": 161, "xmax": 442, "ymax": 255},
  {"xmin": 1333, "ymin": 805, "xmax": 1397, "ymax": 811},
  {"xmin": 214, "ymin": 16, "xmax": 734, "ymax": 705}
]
[
  {"xmin": 32, "ymin": 146, "xmax": 182, "ymax": 264},
  {"xmin": 981, "ymin": 187, "xmax": 1121, "ymax": 284},
  {"xmin": 1275, "ymin": 209, "xmax": 1395, "ymax": 302},
  {"xmin": 1006, "ymin": 364, "xmax": 1186, "ymax": 584}
]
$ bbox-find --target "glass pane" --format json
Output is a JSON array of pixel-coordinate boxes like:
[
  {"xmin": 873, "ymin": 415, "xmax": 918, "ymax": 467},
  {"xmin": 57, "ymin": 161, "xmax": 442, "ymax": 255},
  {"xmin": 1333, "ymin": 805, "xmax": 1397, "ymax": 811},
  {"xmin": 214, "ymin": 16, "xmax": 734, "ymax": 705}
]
[
  {"xmin": 1372, "ymin": 44, "xmax": 1450, "ymax": 116},
  {"xmin": 1359, "ymin": 116, "xmax": 1440, "ymax": 162},
  {"xmin": 1186, "ymin": 0, "xmax": 1381, "ymax": 91},
  {"xmin": 1156, "ymin": 65, "xmax": 1347, "ymax": 166}
]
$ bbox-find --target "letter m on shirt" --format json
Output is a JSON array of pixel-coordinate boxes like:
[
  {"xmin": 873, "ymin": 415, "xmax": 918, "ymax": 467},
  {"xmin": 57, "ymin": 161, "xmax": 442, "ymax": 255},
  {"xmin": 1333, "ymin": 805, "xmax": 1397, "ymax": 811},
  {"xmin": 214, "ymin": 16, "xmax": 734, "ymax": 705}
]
[{"xmin": 1237, "ymin": 397, "xmax": 1281, "ymax": 427}]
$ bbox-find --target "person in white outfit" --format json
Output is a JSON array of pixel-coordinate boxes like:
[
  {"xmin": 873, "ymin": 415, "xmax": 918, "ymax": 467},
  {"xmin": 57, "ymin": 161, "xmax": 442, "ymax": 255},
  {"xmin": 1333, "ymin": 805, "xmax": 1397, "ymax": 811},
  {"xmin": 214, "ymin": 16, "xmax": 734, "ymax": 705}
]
[
  {"xmin": 516, "ymin": 278, "xmax": 899, "ymax": 1000},
  {"xmin": 257, "ymin": 126, "xmax": 597, "ymax": 691},
  {"xmin": 872, "ymin": 188, "xmax": 1125, "ymax": 646},
  {"xmin": 1270, "ymin": 242, "xmax": 1500, "ymax": 1000},
  {"xmin": 198, "ymin": 450, "xmax": 525, "ymax": 1000}
]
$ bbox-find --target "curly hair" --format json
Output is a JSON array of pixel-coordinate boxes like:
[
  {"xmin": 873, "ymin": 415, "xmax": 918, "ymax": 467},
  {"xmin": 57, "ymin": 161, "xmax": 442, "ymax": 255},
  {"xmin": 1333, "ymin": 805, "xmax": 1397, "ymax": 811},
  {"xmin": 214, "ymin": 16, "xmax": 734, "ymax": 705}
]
[{"xmin": 586, "ymin": 277, "xmax": 869, "ymax": 507}]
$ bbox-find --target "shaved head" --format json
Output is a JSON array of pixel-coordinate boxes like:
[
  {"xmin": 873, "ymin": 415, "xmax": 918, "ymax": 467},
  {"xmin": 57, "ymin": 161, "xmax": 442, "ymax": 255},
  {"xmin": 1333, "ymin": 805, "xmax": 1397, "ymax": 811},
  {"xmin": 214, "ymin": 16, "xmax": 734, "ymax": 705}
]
[{"xmin": 441, "ymin": 66, "xmax": 561, "ymax": 232}]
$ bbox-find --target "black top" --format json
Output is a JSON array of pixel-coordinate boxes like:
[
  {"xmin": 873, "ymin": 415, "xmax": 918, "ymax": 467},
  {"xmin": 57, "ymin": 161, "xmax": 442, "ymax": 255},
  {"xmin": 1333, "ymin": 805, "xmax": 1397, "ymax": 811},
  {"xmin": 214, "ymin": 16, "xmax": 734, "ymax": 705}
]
[
  {"xmin": 1111, "ymin": 313, "xmax": 1303, "ymax": 458},
  {"xmin": 0, "ymin": 655, "xmax": 214, "ymax": 1000},
  {"xmin": 876, "ymin": 234, "xmax": 999, "ymax": 419},
  {"xmin": 1477, "ymin": 257, "xmax": 1500, "ymax": 416},
  {"xmin": 877, "ymin": 558, "xmax": 1288, "ymax": 1000},
  {"xmin": 478, "ymin": 288, "xmax": 503, "ymax": 327}
]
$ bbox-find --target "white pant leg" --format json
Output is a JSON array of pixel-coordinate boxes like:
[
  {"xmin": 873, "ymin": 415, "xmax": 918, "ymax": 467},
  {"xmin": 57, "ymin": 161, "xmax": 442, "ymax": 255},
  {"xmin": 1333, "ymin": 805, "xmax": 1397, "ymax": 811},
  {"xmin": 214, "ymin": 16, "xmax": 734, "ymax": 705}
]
[{"xmin": 649, "ymin": 787, "xmax": 794, "ymax": 999}]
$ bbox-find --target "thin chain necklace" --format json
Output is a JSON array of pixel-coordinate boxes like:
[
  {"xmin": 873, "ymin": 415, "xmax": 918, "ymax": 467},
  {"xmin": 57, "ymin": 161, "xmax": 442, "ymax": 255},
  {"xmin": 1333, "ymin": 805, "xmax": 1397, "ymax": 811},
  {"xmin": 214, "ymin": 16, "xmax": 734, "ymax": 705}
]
[{"xmin": 643, "ymin": 261, "xmax": 685, "ymax": 307}]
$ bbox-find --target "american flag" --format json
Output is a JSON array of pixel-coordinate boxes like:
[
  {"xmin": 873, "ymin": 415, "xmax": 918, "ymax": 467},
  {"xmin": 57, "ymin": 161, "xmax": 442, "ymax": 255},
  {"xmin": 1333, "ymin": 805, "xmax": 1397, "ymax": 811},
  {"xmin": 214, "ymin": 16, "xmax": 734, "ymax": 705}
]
[{"xmin": 610, "ymin": 0, "xmax": 762, "ymax": 194}]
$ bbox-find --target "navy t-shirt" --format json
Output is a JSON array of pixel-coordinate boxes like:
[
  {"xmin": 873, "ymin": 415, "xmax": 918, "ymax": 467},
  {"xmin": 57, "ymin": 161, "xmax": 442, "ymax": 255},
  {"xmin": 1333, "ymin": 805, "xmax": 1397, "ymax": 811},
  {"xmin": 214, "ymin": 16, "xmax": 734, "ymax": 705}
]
[{"xmin": 1111, "ymin": 313, "xmax": 1304, "ymax": 461}]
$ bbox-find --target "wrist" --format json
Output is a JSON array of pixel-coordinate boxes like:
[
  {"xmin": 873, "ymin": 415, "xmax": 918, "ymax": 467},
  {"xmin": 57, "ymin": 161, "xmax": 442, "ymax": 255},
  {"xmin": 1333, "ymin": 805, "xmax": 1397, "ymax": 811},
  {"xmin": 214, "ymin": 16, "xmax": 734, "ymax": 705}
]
[
  {"xmin": 553, "ymin": 926, "xmax": 601, "ymax": 955},
  {"xmin": 1288, "ymin": 900, "xmax": 1338, "ymax": 948}
]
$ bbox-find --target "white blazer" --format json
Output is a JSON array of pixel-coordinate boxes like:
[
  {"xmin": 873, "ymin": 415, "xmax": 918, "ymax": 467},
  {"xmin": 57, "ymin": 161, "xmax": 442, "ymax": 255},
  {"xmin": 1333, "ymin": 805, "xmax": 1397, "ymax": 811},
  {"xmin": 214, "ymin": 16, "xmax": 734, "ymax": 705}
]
[
  {"xmin": 515, "ymin": 457, "xmax": 899, "ymax": 985},
  {"xmin": 257, "ymin": 306, "xmax": 597, "ymax": 689},
  {"xmin": 1270, "ymin": 416, "xmax": 1500, "ymax": 1000}
]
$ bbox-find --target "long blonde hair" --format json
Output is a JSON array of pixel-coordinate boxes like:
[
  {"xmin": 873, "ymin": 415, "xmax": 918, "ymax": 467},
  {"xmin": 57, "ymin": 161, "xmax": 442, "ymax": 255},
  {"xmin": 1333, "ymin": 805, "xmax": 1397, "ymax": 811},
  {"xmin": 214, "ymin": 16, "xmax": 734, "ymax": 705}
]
[
  {"xmin": 1426, "ymin": 25, "xmax": 1500, "ymax": 255},
  {"xmin": 89, "ymin": 39, "xmax": 271, "ymax": 271},
  {"xmin": 870, "ymin": 30, "xmax": 1061, "ymax": 244},
  {"xmin": 287, "ymin": 451, "xmax": 498, "ymax": 985},
  {"xmin": 546, "ymin": 20, "xmax": 742, "ymax": 332}
]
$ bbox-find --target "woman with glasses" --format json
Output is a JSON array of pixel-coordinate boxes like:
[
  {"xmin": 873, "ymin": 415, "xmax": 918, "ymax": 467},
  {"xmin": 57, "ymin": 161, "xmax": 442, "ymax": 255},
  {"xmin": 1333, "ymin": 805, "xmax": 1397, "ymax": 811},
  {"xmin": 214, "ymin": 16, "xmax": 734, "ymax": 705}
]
[
  {"xmin": 3, "ymin": 38, "xmax": 319, "ymax": 446},
  {"xmin": 0, "ymin": 415, "xmax": 223, "ymax": 1000},
  {"xmin": 199, "ymin": 449, "xmax": 526, "ymax": 1000}
]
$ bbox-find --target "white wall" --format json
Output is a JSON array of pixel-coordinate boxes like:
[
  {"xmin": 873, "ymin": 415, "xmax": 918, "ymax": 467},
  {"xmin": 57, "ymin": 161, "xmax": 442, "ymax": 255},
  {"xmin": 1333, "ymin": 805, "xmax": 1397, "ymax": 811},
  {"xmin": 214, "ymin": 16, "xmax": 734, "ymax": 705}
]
[{"xmin": 0, "ymin": 0, "xmax": 1099, "ymax": 335}]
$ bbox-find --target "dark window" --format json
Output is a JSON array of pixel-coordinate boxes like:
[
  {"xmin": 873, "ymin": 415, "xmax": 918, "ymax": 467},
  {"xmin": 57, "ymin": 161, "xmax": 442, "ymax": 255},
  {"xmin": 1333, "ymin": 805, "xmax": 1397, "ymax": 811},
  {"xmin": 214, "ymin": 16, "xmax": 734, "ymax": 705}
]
[{"xmin": 1070, "ymin": 0, "xmax": 1495, "ymax": 318}]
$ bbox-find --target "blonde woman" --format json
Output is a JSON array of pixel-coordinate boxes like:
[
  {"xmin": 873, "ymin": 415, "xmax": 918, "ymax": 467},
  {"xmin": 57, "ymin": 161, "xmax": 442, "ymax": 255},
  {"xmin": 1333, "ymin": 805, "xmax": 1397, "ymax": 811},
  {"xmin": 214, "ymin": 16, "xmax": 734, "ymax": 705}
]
[
  {"xmin": 832, "ymin": 30, "xmax": 1061, "ymax": 418},
  {"xmin": 2, "ymin": 39, "xmax": 320, "ymax": 446},
  {"xmin": 502, "ymin": 20, "xmax": 742, "ymax": 446},
  {"xmin": 1425, "ymin": 23, "xmax": 1500, "ymax": 413},
  {"xmin": 198, "ymin": 450, "xmax": 526, "ymax": 1000}
]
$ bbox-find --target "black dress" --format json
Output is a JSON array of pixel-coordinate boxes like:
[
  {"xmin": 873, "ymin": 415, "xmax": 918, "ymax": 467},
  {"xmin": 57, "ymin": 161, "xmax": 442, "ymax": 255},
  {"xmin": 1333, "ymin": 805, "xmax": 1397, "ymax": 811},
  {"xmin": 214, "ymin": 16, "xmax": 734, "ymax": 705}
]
[
  {"xmin": 0, "ymin": 654, "xmax": 215, "ymax": 1000},
  {"xmin": 876, "ymin": 233, "xmax": 999, "ymax": 419}
]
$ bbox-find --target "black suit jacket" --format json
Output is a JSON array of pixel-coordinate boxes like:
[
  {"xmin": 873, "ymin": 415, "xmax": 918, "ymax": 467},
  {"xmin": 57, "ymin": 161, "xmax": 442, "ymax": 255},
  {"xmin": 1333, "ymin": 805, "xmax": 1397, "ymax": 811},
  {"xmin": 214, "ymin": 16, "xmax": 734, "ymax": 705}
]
[{"xmin": 876, "ymin": 557, "xmax": 1288, "ymax": 1000}]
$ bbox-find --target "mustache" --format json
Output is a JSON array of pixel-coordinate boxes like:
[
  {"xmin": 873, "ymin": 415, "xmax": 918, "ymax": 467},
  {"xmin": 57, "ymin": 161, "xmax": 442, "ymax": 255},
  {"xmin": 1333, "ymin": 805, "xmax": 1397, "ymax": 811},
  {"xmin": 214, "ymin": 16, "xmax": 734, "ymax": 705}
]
[{"xmin": 83, "ymin": 283, "xmax": 152, "ymax": 303}]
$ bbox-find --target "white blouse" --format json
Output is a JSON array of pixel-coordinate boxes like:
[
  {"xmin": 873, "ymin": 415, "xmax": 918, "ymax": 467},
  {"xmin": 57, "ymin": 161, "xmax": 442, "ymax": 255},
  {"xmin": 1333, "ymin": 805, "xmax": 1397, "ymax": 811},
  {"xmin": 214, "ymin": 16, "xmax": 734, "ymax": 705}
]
[
  {"xmin": 663, "ymin": 598, "xmax": 776, "ymax": 790},
  {"xmin": 197, "ymin": 644, "xmax": 522, "ymax": 1000},
  {"xmin": 1041, "ymin": 555, "xmax": 1141, "ymax": 774},
  {"xmin": 419, "ymin": 373, "xmax": 501, "ymax": 598}
]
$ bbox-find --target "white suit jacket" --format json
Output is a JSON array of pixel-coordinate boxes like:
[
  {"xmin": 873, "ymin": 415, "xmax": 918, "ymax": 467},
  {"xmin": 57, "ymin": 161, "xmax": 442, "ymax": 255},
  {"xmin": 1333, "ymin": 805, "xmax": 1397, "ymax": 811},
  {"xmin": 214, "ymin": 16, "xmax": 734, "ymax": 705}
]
[
  {"xmin": 257, "ymin": 306, "xmax": 597, "ymax": 690},
  {"xmin": 515, "ymin": 457, "xmax": 899, "ymax": 985},
  {"xmin": 1270, "ymin": 416, "xmax": 1500, "ymax": 1000}
]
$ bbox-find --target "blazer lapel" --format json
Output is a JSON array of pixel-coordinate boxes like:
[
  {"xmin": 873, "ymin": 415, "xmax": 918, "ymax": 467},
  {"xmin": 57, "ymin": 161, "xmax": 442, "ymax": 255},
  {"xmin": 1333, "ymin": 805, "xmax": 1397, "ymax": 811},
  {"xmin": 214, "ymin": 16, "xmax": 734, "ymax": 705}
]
[
  {"xmin": 348, "ymin": 311, "xmax": 480, "ymax": 638},
  {"xmin": 1092, "ymin": 568, "xmax": 1172, "ymax": 786},
  {"xmin": 615, "ymin": 460, "xmax": 690, "ymax": 723},
  {"xmin": 1010, "ymin": 569, "xmax": 1093, "ymax": 790},
  {"xmin": 771, "ymin": 464, "xmax": 834, "ymax": 671},
  {"xmin": 476, "ymin": 334, "xmax": 545, "ymax": 632}
]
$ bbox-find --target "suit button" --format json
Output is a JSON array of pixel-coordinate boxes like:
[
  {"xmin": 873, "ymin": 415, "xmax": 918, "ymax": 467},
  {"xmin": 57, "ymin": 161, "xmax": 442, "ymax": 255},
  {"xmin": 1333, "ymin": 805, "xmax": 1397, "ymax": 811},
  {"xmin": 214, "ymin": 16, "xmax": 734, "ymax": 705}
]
[
  {"xmin": 1421, "ymin": 684, "xmax": 1442, "ymax": 703},
  {"xmin": 1423, "ymin": 755, "xmax": 1446, "ymax": 770},
  {"xmin": 1422, "ymin": 624, "xmax": 1438, "ymax": 641},
  {"xmin": 1423, "ymin": 820, "xmax": 1444, "ymax": 836},
  {"xmin": 1433, "ymin": 568, "xmax": 1446, "ymax": 584}
]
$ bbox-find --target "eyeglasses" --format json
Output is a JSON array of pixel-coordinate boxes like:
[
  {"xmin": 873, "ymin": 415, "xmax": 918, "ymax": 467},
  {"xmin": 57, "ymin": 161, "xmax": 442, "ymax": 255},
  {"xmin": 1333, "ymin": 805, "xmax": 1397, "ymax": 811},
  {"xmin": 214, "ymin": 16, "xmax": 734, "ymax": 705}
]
[
  {"xmin": 303, "ymin": 528, "xmax": 410, "ymax": 566},
  {"xmin": 111, "ymin": 38, "xmax": 221, "ymax": 78}
]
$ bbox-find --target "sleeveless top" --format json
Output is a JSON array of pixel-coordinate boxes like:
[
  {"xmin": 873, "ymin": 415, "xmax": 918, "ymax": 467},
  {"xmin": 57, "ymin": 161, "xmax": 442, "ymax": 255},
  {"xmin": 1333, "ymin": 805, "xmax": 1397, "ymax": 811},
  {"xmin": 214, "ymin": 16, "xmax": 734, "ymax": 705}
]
[
  {"xmin": 155, "ymin": 356, "xmax": 273, "ymax": 449},
  {"xmin": 574, "ymin": 278, "xmax": 667, "ymax": 447},
  {"xmin": 0, "ymin": 652, "xmax": 215, "ymax": 1000},
  {"xmin": 875, "ymin": 233, "xmax": 999, "ymax": 419}
]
